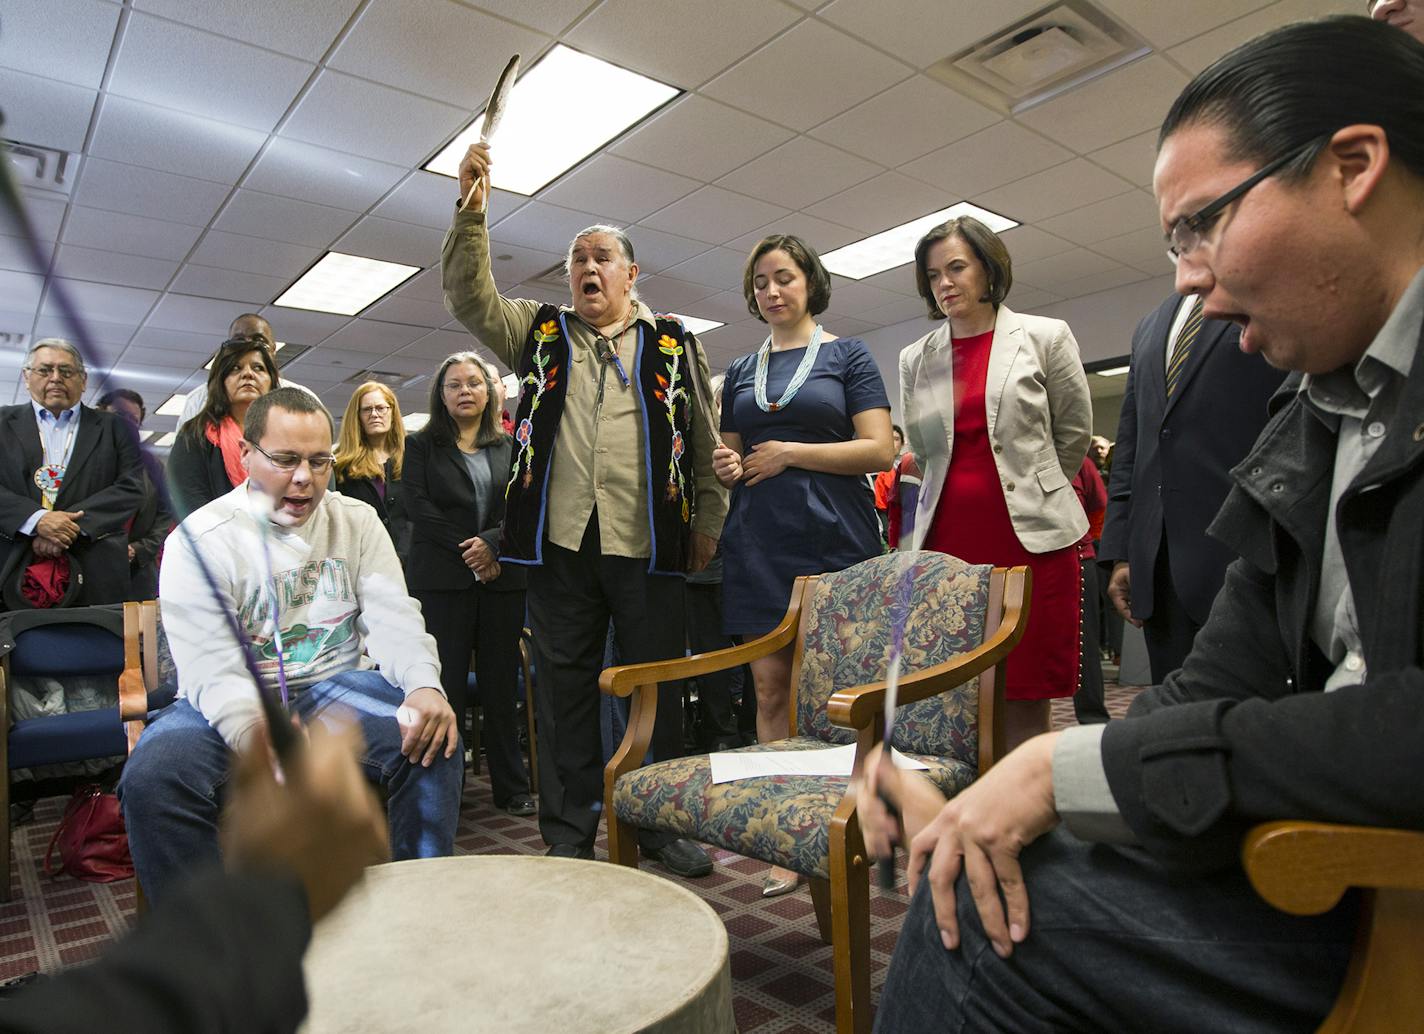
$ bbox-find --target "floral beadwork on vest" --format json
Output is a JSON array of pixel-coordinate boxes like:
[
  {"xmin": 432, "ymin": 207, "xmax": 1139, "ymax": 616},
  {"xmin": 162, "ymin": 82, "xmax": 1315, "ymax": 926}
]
[{"xmin": 500, "ymin": 304, "xmax": 701, "ymax": 572}]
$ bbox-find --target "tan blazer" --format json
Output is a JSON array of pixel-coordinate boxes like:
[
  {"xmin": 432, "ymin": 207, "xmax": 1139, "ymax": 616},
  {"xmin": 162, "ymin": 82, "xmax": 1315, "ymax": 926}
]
[{"xmin": 899, "ymin": 304, "xmax": 1092, "ymax": 554}]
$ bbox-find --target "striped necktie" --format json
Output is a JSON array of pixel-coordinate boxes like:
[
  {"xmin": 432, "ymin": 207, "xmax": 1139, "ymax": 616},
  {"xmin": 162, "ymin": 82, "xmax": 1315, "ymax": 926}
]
[{"xmin": 1166, "ymin": 297, "xmax": 1203, "ymax": 398}]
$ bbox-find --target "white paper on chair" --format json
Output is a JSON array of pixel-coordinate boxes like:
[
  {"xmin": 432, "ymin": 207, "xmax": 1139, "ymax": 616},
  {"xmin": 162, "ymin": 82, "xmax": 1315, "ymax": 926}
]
[{"xmin": 708, "ymin": 743, "xmax": 929, "ymax": 784}]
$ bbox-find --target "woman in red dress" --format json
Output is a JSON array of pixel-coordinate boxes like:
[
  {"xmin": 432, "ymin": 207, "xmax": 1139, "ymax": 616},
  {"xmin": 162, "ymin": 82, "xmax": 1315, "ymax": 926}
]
[{"xmin": 898, "ymin": 217, "xmax": 1092, "ymax": 748}]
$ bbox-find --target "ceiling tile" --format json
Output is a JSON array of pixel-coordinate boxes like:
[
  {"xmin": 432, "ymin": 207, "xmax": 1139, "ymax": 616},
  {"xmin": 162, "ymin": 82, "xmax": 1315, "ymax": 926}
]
[
  {"xmin": 169, "ymin": 264, "xmax": 289, "ymax": 304},
  {"xmin": 145, "ymin": 293, "xmax": 259, "ymax": 334},
  {"xmin": 818, "ymin": 313, "xmax": 877, "ymax": 338},
  {"xmin": 119, "ymin": 344, "xmax": 208, "ymax": 369},
  {"xmin": 819, "ymin": 0, "xmax": 1045, "ymax": 70},
  {"xmin": 858, "ymin": 262, "xmax": 920, "ymax": 298},
  {"xmin": 190, "ymin": 230, "xmax": 319, "ymax": 278},
  {"xmin": 861, "ymin": 295, "xmax": 932, "ymax": 327},
  {"xmin": 633, "ymin": 275, "xmax": 720, "ymax": 312},
  {"xmin": 75, "ymin": 158, "xmax": 231, "ymax": 227},
  {"xmin": 901, "ymin": 121, "xmax": 1072, "ymax": 197},
  {"xmin": 1093, "ymin": 0, "xmax": 1276, "ymax": 50},
  {"xmin": 615, "ymin": 226, "xmax": 709, "ymax": 274},
  {"xmin": 480, "ymin": 243, "xmax": 566, "ymax": 285},
  {"xmin": 639, "ymin": 186, "xmax": 790, "ymax": 246},
  {"xmin": 129, "ymin": 327, "xmax": 220, "ymax": 354},
  {"xmin": 1052, "ymin": 265, "xmax": 1150, "ymax": 299},
  {"xmin": 610, "ymin": 95, "xmax": 794, "ymax": 181},
  {"xmin": 53, "ymin": 244, "xmax": 179, "ymax": 291},
  {"xmin": 458, "ymin": 0, "xmax": 593, "ymax": 35},
  {"xmin": 108, "ymin": 13, "xmax": 314, "ymax": 132},
  {"xmin": 565, "ymin": 0, "xmax": 801, "ymax": 89},
  {"xmin": 89, "ymin": 95, "xmax": 268, "ymax": 183},
  {"xmin": 804, "ymin": 171, "xmax": 948, "ymax": 235},
  {"xmin": 10, "ymin": 197, "xmax": 68, "ymax": 243},
  {"xmin": 698, "ymin": 320, "xmax": 767, "ymax": 355},
  {"xmin": 725, "ymin": 212, "xmax": 864, "ymax": 255},
  {"xmin": 716, "ymin": 136, "xmax": 879, "ymax": 211},
  {"xmin": 394, "ymin": 268, "xmax": 446, "ymax": 303},
  {"xmin": 242, "ymin": 138, "xmax": 407, "ymax": 211},
  {"xmin": 31, "ymin": 314, "xmax": 138, "ymax": 350},
  {"xmin": 0, "ymin": 271, "xmax": 46, "ymax": 311},
  {"xmin": 282, "ymin": 70, "xmax": 467, "ymax": 167},
  {"xmin": 398, "ymin": 328, "xmax": 479, "ymax": 360},
  {"xmin": 500, "ymin": 281, "xmax": 572, "ymax": 308},
  {"xmin": 977, "ymin": 159, "xmax": 1135, "ymax": 224},
  {"xmin": 0, "ymin": 70, "xmax": 98, "ymax": 152},
  {"xmin": 131, "ymin": 0, "xmax": 361, "ymax": 62},
  {"xmin": 825, "ymin": 277, "xmax": 902, "ymax": 314},
  {"xmin": 997, "ymin": 225, "xmax": 1078, "ymax": 265},
  {"xmin": 335, "ymin": 217, "xmax": 443, "ymax": 268},
  {"xmin": 1166, "ymin": 0, "xmax": 1350, "ymax": 74},
  {"xmin": 658, "ymin": 247, "xmax": 748, "ymax": 290},
  {"xmin": 318, "ymin": 319, "xmax": 429, "ymax": 354},
  {"xmin": 678, "ymin": 290, "xmax": 754, "ymax": 325},
  {"xmin": 1088, "ymin": 130, "xmax": 1158, "ymax": 189},
  {"xmin": 283, "ymin": 346, "xmax": 388, "ymax": 379},
  {"xmin": 213, "ymin": 190, "xmax": 358, "ymax": 248},
  {"xmin": 1003, "ymin": 285, "xmax": 1063, "ymax": 311},
  {"xmin": 62, "ymin": 206, "xmax": 204, "ymax": 261},
  {"xmin": 258, "ymin": 306, "xmax": 352, "ymax": 344},
  {"xmin": 329, "ymin": 0, "xmax": 547, "ymax": 108},
  {"xmin": 1, "ymin": 234, "xmax": 54, "ymax": 274},
  {"xmin": 1037, "ymin": 190, "xmax": 1159, "ymax": 247},
  {"xmin": 1, "ymin": 0, "xmax": 120, "ymax": 89},
  {"xmin": 541, "ymin": 156, "xmax": 700, "ymax": 225},
  {"xmin": 703, "ymin": 20, "xmax": 911, "ymax": 132},
  {"xmin": 1016, "ymin": 57, "xmax": 1188, "ymax": 154},
  {"xmin": 811, "ymin": 76, "xmax": 1000, "ymax": 164},
  {"xmin": 489, "ymin": 201, "xmax": 606, "ymax": 253},
  {"xmin": 360, "ymin": 295, "xmax": 453, "ymax": 328},
  {"xmin": 1092, "ymin": 226, "xmax": 1174, "ymax": 276},
  {"xmin": 1016, "ymin": 248, "xmax": 1121, "ymax": 288},
  {"xmin": 40, "ymin": 279, "xmax": 158, "ymax": 324},
  {"xmin": 372, "ymin": 172, "xmax": 473, "ymax": 230}
]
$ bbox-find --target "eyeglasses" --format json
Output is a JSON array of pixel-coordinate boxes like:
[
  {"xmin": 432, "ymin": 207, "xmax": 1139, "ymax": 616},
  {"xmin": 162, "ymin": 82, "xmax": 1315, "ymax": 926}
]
[
  {"xmin": 25, "ymin": 364, "xmax": 83, "ymax": 381},
  {"xmin": 247, "ymin": 440, "xmax": 335, "ymax": 473},
  {"xmin": 442, "ymin": 378, "xmax": 487, "ymax": 394},
  {"xmin": 360, "ymin": 404, "xmax": 392, "ymax": 416},
  {"xmin": 1166, "ymin": 135, "xmax": 1329, "ymax": 265}
]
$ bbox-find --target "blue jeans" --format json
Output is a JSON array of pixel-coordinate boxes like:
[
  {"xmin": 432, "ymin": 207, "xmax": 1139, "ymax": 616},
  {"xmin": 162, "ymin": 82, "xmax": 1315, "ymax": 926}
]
[
  {"xmin": 119, "ymin": 670, "xmax": 462, "ymax": 903},
  {"xmin": 874, "ymin": 827, "xmax": 1353, "ymax": 1033}
]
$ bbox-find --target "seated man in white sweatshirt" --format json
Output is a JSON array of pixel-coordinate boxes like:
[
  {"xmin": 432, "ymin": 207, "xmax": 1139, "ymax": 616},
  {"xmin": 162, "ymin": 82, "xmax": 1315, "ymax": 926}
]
[{"xmin": 119, "ymin": 387, "xmax": 461, "ymax": 902}]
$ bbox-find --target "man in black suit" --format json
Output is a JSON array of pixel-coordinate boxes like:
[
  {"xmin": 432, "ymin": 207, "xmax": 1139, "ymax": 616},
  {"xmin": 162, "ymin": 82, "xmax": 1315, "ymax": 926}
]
[
  {"xmin": 95, "ymin": 388, "xmax": 172, "ymax": 601},
  {"xmin": 0, "ymin": 339, "xmax": 144, "ymax": 606},
  {"xmin": 1099, "ymin": 295, "xmax": 1285, "ymax": 683}
]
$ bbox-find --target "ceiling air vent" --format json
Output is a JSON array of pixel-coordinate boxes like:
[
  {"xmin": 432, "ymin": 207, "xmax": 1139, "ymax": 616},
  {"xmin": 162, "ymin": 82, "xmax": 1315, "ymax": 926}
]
[
  {"xmin": 340, "ymin": 368, "xmax": 426, "ymax": 390},
  {"xmin": 927, "ymin": 0, "xmax": 1149, "ymax": 114},
  {"xmin": 3, "ymin": 141, "xmax": 75, "ymax": 197},
  {"xmin": 0, "ymin": 330, "xmax": 29, "ymax": 349},
  {"xmin": 534, "ymin": 261, "xmax": 567, "ymax": 286}
]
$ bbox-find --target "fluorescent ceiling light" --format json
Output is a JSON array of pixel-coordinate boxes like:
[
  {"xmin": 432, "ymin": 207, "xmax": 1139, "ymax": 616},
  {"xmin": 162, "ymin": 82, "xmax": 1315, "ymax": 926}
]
[
  {"xmin": 821, "ymin": 202, "xmax": 1019, "ymax": 281},
  {"xmin": 1094, "ymin": 365, "xmax": 1129, "ymax": 377},
  {"xmin": 155, "ymin": 393, "xmax": 188, "ymax": 417},
  {"xmin": 206, "ymin": 340, "xmax": 286, "ymax": 370},
  {"xmin": 669, "ymin": 314, "xmax": 724, "ymax": 336},
  {"xmin": 402, "ymin": 412, "xmax": 430, "ymax": 432},
  {"xmin": 275, "ymin": 253, "xmax": 420, "ymax": 316},
  {"xmin": 425, "ymin": 45, "xmax": 681, "ymax": 196}
]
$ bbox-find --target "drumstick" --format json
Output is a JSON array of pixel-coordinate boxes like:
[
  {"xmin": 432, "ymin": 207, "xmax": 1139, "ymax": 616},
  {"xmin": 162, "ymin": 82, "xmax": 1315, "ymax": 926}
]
[{"xmin": 877, "ymin": 554, "xmax": 916, "ymax": 890}]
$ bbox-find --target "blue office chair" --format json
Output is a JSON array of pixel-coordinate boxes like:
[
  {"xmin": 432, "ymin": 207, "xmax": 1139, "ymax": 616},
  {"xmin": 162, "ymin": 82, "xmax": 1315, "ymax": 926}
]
[{"xmin": 0, "ymin": 602, "xmax": 171, "ymax": 902}]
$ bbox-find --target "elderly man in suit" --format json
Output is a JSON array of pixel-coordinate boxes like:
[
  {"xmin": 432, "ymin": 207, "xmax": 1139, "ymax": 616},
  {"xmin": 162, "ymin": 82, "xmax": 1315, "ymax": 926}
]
[
  {"xmin": 1099, "ymin": 295, "xmax": 1285, "ymax": 684},
  {"xmin": 0, "ymin": 339, "xmax": 144, "ymax": 606}
]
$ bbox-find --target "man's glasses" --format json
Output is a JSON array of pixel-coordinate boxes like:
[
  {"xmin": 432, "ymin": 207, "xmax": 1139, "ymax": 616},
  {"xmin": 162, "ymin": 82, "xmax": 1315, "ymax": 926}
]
[
  {"xmin": 360, "ymin": 404, "xmax": 392, "ymax": 416},
  {"xmin": 25, "ymin": 364, "xmax": 83, "ymax": 381},
  {"xmin": 247, "ymin": 440, "xmax": 335, "ymax": 473},
  {"xmin": 1166, "ymin": 134, "xmax": 1329, "ymax": 265}
]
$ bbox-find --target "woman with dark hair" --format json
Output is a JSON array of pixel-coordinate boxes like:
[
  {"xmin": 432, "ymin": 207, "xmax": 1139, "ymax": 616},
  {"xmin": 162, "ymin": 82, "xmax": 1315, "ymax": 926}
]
[
  {"xmin": 333, "ymin": 381, "xmax": 409, "ymax": 558},
  {"xmin": 713, "ymin": 234, "xmax": 894, "ymax": 896},
  {"xmin": 899, "ymin": 216, "xmax": 1091, "ymax": 749},
  {"xmin": 167, "ymin": 336, "xmax": 281, "ymax": 519},
  {"xmin": 402, "ymin": 353, "xmax": 533, "ymax": 815}
]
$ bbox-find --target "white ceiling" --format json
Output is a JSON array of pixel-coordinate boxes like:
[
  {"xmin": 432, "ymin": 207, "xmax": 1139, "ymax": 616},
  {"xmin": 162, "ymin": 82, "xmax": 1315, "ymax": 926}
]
[{"xmin": 1, "ymin": 0, "xmax": 1352, "ymax": 432}]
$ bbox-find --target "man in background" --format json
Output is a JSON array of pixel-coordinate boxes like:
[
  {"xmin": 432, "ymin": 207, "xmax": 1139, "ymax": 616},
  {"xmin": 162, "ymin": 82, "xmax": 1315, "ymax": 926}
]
[{"xmin": 94, "ymin": 388, "xmax": 171, "ymax": 600}]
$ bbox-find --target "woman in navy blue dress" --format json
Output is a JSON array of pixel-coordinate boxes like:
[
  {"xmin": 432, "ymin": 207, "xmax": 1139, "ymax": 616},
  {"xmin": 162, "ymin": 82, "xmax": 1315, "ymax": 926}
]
[{"xmin": 713, "ymin": 234, "xmax": 895, "ymax": 896}]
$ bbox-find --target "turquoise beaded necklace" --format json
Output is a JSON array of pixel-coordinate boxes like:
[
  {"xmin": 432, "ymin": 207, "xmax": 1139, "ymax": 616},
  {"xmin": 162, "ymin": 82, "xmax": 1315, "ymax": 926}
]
[{"xmin": 754, "ymin": 323, "xmax": 824, "ymax": 413}]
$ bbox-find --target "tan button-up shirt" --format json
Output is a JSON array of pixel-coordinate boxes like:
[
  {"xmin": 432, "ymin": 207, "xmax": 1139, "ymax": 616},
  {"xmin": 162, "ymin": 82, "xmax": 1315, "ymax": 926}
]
[{"xmin": 441, "ymin": 208, "xmax": 726, "ymax": 558}]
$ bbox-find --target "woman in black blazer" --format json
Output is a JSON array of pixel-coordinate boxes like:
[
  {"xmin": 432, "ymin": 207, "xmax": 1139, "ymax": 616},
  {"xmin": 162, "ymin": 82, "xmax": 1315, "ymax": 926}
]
[
  {"xmin": 167, "ymin": 335, "xmax": 280, "ymax": 520},
  {"xmin": 403, "ymin": 353, "xmax": 533, "ymax": 815},
  {"xmin": 333, "ymin": 381, "xmax": 411, "ymax": 561}
]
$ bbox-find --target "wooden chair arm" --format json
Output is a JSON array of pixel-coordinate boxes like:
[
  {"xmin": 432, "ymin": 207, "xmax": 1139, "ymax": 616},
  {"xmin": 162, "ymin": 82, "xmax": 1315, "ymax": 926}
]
[
  {"xmin": 825, "ymin": 569, "xmax": 1029, "ymax": 732},
  {"xmin": 598, "ymin": 577, "xmax": 811, "ymax": 699},
  {"xmin": 119, "ymin": 601, "xmax": 148, "ymax": 722},
  {"xmin": 1243, "ymin": 821, "xmax": 1424, "ymax": 916}
]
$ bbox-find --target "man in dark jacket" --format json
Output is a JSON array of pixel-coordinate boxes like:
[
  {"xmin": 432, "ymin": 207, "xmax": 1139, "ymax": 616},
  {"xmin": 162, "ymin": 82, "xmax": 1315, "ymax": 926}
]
[
  {"xmin": 95, "ymin": 389, "xmax": 172, "ymax": 600},
  {"xmin": 859, "ymin": 18, "xmax": 1424, "ymax": 1032}
]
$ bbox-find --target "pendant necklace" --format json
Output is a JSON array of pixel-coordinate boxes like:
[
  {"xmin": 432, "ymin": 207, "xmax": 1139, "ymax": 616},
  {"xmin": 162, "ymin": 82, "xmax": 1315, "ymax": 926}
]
[
  {"xmin": 754, "ymin": 324, "xmax": 823, "ymax": 413},
  {"xmin": 33, "ymin": 418, "xmax": 77, "ymax": 509}
]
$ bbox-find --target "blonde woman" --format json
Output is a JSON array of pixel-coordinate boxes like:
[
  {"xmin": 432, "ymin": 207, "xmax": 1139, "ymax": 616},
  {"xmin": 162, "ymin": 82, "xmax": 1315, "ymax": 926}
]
[{"xmin": 334, "ymin": 381, "xmax": 409, "ymax": 555}]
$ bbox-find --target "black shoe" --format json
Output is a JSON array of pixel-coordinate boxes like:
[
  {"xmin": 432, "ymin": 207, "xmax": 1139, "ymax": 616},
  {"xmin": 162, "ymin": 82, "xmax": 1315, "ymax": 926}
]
[
  {"xmin": 642, "ymin": 837, "xmax": 712, "ymax": 878},
  {"xmin": 545, "ymin": 843, "xmax": 594, "ymax": 860},
  {"xmin": 503, "ymin": 793, "xmax": 537, "ymax": 817}
]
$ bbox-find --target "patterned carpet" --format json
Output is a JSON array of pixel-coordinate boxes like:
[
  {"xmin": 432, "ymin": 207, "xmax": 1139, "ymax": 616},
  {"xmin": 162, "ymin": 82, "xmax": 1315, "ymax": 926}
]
[{"xmin": 0, "ymin": 679, "xmax": 1140, "ymax": 1031}]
